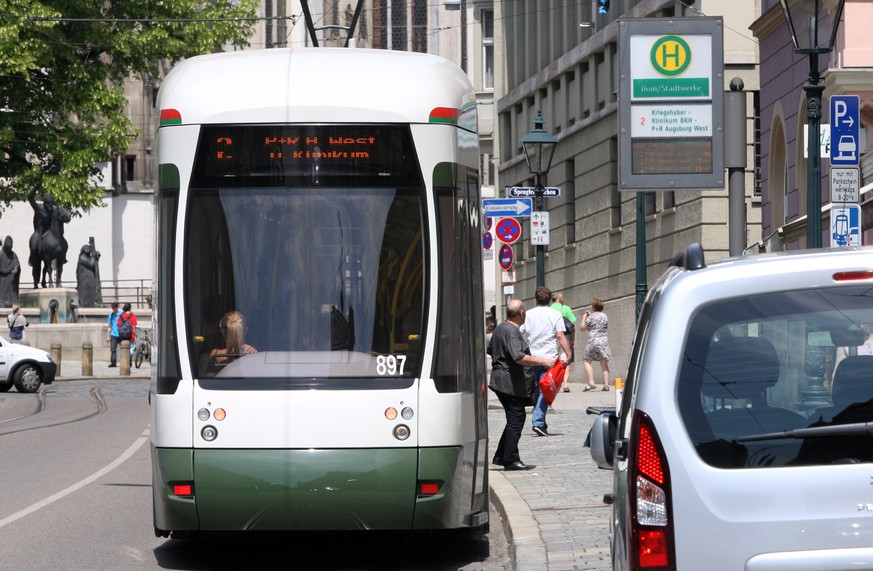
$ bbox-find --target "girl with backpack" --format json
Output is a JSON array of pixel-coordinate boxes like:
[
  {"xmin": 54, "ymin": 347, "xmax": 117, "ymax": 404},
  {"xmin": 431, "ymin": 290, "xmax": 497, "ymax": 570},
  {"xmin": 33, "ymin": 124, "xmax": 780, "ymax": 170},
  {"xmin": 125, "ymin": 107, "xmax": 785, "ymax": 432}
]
[{"xmin": 117, "ymin": 303, "xmax": 137, "ymax": 355}]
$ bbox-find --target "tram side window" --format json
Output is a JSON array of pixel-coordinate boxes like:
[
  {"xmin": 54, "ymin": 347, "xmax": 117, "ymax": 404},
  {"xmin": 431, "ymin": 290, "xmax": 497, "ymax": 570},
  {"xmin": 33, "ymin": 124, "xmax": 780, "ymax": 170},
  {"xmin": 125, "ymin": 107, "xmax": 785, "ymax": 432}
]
[{"xmin": 433, "ymin": 163, "xmax": 482, "ymax": 394}]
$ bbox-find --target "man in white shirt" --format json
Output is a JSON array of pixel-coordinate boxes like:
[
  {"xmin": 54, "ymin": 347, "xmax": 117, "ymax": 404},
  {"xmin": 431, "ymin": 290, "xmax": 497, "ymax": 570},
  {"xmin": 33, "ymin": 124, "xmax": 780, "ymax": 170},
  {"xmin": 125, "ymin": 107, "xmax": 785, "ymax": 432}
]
[{"xmin": 521, "ymin": 287, "xmax": 571, "ymax": 436}]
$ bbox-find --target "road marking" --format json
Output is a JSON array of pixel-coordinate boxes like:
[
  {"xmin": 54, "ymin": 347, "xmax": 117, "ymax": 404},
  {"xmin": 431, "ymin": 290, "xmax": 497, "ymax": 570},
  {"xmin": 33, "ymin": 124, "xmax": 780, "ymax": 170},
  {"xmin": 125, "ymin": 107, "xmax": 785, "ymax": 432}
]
[{"xmin": 0, "ymin": 429, "xmax": 149, "ymax": 529}]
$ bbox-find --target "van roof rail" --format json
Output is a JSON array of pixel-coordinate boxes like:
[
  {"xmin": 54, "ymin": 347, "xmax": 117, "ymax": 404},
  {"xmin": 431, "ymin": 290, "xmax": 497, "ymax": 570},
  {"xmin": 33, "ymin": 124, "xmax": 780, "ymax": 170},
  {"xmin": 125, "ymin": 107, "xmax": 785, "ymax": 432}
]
[{"xmin": 670, "ymin": 243, "xmax": 706, "ymax": 271}]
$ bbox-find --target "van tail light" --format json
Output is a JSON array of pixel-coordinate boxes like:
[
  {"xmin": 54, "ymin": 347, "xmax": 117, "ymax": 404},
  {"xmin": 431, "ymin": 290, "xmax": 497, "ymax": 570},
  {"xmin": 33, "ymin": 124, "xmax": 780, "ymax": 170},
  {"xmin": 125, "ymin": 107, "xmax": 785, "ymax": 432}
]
[{"xmin": 628, "ymin": 411, "xmax": 675, "ymax": 570}]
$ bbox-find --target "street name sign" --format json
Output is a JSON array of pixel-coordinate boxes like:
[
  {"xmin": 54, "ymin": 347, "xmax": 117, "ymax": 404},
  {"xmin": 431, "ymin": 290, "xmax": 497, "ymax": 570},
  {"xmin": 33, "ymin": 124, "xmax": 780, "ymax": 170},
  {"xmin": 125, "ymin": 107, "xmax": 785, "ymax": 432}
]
[
  {"xmin": 482, "ymin": 198, "xmax": 533, "ymax": 217},
  {"xmin": 831, "ymin": 167, "xmax": 860, "ymax": 203},
  {"xmin": 507, "ymin": 186, "xmax": 561, "ymax": 198},
  {"xmin": 830, "ymin": 95, "xmax": 860, "ymax": 166}
]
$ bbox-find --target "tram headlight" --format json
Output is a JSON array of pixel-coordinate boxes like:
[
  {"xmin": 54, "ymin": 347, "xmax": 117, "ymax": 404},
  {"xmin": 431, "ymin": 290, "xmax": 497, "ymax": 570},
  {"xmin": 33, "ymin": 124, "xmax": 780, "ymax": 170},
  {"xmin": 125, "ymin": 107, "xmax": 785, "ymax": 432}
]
[
  {"xmin": 385, "ymin": 407, "xmax": 398, "ymax": 420},
  {"xmin": 214, "ymin": 408, "xmax": 226, "ymax": 421},
  {"xmin": 401, "ymin": 407, "xmax": 414, "ymax": 420},
  {"xmin": 197, "ymin": 408, "xmax": 211, "ymax": 421},
  {"xmin": 201, "ymin": 425, "xmax": 218, "ymax": 441},
  {"xmin": 393, "ymin": 424, "xmax": 410, "ymax": 440}
]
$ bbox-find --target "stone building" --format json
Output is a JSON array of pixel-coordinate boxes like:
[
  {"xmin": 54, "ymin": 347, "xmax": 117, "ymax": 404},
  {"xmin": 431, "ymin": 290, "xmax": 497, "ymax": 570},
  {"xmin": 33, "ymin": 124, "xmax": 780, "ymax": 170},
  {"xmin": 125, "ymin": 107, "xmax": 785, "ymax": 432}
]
[{"xmin": 494, "ymin": 0, "xmax": 762, "ymax": 378}]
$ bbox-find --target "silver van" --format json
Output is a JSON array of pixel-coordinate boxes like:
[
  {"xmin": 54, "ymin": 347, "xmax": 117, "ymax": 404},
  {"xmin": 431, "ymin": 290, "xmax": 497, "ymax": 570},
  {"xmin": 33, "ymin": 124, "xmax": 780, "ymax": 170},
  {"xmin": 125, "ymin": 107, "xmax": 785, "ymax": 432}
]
[{"xmin": 589, "ymin": 244, "xmax": 873, "ymax": 570}]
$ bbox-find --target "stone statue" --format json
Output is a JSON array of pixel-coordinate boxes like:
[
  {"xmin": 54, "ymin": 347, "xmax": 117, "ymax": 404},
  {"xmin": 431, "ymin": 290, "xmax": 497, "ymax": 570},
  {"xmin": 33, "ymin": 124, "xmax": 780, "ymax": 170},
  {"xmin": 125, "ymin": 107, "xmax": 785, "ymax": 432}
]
[
  {"xmin": 28, "ymin": 180, "xmax": 71, "ymax": 288},
  {"xmin": 0, "ymin": 236, "xmax": 21, "ymax": 307},
  {"xmin": 76, "ymin": 243, "xmax": 100, "ymax": 308}
]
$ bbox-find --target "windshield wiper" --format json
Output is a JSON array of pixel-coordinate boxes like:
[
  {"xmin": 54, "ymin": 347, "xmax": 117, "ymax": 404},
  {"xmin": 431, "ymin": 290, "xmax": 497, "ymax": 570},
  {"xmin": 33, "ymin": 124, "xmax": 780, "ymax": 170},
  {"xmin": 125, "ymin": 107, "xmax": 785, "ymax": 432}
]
[{"xmin": 736, "ymin": 422, "xmax": 873, "ymax": 442}]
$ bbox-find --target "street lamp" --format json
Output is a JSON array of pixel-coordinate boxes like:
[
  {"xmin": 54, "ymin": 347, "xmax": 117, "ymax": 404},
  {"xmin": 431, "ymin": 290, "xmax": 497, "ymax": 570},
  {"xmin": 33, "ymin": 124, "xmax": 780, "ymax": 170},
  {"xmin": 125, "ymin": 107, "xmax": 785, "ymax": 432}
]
[
  {"xmin": 521, "ymin": 111, "xmax": 557, "ymax": 288},
  {"xmin": 779, "ymin": 0, "xmax": 846, "ymax": 248}
]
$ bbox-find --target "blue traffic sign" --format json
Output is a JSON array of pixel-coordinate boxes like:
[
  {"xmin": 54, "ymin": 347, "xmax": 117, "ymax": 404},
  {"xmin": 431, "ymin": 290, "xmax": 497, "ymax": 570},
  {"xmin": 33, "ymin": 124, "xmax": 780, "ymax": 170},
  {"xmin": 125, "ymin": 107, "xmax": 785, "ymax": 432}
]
[
  {"xmin": 830, "ymin": 95, "xmax": 860, "ymax": 166},
  {"xmin": 495, "ymin": 217, "xmax": 522, "ymax": 244},
  {"xmin": 482, "ymin": 198, "xmax": 533, "ymax": 217},
  {"xmin": 483, "ymin": 232, "xmax": 493, "ymax": 250},
  {"xmin": 831, "ymin": 203, "xmax": 861, "ymax": 247},
  {"xmin": 498, "ymin": 244, "xmax": 514, "ymax": 270}
]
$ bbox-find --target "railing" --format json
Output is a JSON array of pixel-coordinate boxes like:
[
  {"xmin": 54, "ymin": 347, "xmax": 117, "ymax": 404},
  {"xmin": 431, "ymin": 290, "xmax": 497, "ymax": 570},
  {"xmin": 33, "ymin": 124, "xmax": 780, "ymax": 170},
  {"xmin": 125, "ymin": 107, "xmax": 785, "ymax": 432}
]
[{"xmin": 19, "ymin": 278, "xmax": 153, "ymax": 310}]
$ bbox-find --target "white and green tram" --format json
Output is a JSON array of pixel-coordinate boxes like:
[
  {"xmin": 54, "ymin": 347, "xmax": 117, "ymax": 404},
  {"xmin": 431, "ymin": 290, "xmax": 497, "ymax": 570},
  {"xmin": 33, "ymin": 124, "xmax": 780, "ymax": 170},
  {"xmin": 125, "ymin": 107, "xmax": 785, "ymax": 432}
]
[{"xmin": 150, "ymin": 48, "xmax": 488, "ymax": 536}]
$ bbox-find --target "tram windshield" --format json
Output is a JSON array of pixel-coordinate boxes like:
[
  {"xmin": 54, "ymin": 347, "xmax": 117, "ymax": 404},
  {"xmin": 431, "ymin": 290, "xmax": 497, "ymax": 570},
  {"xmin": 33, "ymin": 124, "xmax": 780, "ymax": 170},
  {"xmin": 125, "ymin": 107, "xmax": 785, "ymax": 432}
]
[{"xmin": 184, "ymin": 125, "xmax": 425, "ymax": 385}]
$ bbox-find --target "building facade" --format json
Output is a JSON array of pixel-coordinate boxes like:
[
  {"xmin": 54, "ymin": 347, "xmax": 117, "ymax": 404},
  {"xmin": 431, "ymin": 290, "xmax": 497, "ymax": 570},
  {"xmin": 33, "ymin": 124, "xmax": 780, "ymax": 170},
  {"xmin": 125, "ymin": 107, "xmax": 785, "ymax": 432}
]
[
  {"xmin": 752, "ymin": 0, "xmax": 872, "ymax": 250},
  {"xmin": 494, "ymin": 0, "xmax": 762, "ymax": 378}
]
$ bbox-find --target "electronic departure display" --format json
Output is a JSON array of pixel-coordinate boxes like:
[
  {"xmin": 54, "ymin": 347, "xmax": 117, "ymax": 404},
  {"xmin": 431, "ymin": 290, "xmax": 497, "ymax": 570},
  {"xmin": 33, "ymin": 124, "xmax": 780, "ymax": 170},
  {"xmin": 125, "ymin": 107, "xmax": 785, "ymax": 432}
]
[
  {"xmin": 191, "ymin": 125, "xmax": 420, "ymax": 188},
  {"xmin": 631, "ymin": 139, "xmax": 713, "ymax": 175}
]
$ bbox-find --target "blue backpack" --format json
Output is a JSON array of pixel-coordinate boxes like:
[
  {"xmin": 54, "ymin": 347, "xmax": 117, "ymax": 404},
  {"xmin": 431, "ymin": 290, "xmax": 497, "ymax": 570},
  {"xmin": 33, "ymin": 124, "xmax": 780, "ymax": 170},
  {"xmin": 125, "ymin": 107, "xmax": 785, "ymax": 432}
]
[{"xmin": 118, "ymin": 314, "xmax": 133, "ymax": 340}]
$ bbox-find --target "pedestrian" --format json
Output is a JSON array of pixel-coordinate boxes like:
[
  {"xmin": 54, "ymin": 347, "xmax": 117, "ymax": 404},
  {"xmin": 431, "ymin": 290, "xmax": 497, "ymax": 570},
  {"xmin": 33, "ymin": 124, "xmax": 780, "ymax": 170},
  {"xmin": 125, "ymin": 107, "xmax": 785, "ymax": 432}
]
[
  {"xmin": 551, "ymin": 291, "xmax": 576, "ymax": 392},
  {"xmin": 117, "ymin": 302, "xmax": 138, "ymax": 357},
  {"xmin": 488, "ymin": 299, "xmax": 555, "ymax": 471},
  {"xmin": 522, "ymin": 286, "xmax": 571, "ymax": 437},
  {"xmin": 7, "ymin": 304, "xmax": 28, "ymax": 343},
  {"xmin": 580, "ymin": 297, "xmax": 612, "ymax": 391},
  {"xmin": 107, "ymin": 301, "xmax": 121, "ymax": 367}
]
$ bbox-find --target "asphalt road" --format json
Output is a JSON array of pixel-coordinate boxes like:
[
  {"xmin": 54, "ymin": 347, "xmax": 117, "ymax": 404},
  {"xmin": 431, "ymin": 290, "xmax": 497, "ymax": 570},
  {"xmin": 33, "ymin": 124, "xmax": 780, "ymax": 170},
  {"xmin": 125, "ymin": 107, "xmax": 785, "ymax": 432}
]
[{"xmin": 0, "ymin": 379, "xmax": 512, "ymax": 570}]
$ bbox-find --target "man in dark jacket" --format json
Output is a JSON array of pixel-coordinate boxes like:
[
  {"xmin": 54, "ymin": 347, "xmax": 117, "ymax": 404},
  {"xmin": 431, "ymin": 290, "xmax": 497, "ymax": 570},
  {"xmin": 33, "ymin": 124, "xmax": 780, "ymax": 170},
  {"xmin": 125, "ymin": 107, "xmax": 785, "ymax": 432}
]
[{"xmin": 487, "ymin": 299, "xmax": 555, "ymax": 471}]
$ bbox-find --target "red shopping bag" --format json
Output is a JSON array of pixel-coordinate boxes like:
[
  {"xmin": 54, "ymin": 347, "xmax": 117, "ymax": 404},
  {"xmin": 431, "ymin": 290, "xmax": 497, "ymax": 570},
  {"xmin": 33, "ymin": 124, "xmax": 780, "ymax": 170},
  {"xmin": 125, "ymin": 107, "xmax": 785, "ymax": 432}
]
[{"xmin": 538, "ymin": 360, "xmax": 568, "ymax": 405}]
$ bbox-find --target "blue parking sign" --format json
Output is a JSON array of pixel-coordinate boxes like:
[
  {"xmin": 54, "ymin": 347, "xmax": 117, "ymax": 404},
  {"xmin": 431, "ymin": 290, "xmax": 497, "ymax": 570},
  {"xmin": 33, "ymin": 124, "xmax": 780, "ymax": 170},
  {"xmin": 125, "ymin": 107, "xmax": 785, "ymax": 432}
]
[{"xmin": 830, "ymin": 95, "xmax": 860, "ymax": 166}]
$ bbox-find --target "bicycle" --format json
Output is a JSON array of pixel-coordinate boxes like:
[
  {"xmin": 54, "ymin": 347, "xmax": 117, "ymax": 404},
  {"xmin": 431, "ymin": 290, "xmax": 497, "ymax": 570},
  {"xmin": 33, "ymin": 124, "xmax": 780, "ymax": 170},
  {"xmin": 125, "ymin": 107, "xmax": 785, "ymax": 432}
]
[{"xmin": 134, "ymin": 327, "xmax": 153, "ymax": 368}]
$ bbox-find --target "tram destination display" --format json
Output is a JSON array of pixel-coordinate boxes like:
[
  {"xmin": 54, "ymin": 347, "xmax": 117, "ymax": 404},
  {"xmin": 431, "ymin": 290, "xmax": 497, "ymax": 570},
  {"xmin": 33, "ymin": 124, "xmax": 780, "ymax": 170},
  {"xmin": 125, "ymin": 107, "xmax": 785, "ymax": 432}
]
[{"xmin": 192, "ymin": 124, "xmax": 419, "ymax": 187}]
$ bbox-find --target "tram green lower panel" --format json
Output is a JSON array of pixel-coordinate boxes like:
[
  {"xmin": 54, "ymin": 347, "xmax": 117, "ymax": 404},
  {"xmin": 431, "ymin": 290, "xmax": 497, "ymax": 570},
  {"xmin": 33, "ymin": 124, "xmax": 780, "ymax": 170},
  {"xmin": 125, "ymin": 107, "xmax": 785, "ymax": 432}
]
[
  {"xmin": 153, "ymin": 446, "xmax": 476, "ymax": 532},
  {"xmin": 193, "ymin": 448, "xmax": 418, "ymax": 531},
  {"xmin": 414, "ymin": 446, "xmax": 467, "ymax": 529}
]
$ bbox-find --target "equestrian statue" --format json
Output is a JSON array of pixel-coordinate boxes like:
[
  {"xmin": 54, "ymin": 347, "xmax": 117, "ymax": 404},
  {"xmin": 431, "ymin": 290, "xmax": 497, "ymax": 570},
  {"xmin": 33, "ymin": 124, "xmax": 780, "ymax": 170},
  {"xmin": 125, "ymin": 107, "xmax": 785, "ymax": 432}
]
[{"xmin": 28, "ymin": 180, "xmax": 71, "ymax": 288}]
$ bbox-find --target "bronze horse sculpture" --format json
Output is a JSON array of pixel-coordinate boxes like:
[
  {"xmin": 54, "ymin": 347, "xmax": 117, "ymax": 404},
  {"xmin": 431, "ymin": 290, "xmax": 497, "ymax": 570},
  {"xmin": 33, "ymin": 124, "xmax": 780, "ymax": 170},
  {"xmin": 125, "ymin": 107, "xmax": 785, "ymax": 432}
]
[{"xmin": 28, "ymin": 181, "xmax": 71, "ymax": 288}]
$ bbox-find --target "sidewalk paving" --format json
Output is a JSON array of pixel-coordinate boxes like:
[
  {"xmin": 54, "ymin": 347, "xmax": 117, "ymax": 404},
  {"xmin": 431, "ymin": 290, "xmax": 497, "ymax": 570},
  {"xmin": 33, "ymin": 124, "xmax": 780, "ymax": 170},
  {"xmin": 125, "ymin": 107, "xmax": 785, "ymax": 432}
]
[{"xmin": 488, "ymin": 380, "xmax": 616, "ymax": 570}]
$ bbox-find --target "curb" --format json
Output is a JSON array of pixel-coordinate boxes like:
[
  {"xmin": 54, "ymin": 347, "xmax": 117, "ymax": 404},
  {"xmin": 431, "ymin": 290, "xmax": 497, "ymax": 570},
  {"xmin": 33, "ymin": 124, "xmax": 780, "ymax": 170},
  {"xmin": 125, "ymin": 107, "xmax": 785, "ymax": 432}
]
[{"xmin": 489, "ymin": 471, "xmax": 548, "ymax": 571}]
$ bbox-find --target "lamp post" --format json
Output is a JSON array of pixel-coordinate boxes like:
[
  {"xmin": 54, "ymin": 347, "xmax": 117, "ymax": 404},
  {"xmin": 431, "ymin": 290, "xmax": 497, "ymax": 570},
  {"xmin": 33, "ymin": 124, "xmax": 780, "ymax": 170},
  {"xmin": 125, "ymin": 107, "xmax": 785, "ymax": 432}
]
[
  {"xmin": 521, "ymin": 111, "xmax": 557, "ymax": 288},
  {"xmin": 779, "ymin": 0, "xmax": 846, "ymax": 248}
]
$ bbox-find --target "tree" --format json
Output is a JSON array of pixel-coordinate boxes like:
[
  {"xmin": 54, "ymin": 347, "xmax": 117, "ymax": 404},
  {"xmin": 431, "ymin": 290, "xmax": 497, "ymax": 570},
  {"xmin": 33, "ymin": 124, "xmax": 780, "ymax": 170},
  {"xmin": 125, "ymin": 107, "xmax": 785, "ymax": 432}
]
[{"xmin": 0, "ymin": 0, "xmax": 260, "ymax": 212}]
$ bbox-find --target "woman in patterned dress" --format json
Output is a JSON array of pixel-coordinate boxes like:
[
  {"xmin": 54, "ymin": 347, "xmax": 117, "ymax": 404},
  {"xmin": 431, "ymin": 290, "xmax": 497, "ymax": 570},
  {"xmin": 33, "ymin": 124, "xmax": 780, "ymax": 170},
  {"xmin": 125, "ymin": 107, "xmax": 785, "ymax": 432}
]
[{"xmin": 580, "ymin": 297, "xmax": 612, "ymax": 391}]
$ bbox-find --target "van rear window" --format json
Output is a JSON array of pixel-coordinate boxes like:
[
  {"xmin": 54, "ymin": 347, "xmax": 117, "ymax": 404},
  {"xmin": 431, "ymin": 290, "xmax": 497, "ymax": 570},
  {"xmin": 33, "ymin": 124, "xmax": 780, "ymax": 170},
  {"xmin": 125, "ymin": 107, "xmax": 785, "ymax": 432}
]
[{"xmin": 679, "ymin": 286, "xmax": 873, "ymax": 468}]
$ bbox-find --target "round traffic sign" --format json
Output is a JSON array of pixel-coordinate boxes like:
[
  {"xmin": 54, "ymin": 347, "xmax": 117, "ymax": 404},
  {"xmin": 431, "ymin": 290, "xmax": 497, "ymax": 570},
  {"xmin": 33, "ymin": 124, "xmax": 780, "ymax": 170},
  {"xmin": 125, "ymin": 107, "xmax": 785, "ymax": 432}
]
[
  {"xmin": 498, "ymin": 244, "xmax": 514, "ymax": 270},
  {"xmin": 483, "ymin": 232, "xmax": 493, "ymax": 250},
  {"xmin": 486, "ymin": 216, "xmax": 493, "ymax": 231},
  {"xmin": 495, "ymin": 217, "xmax": 522, "ymax": 244}
]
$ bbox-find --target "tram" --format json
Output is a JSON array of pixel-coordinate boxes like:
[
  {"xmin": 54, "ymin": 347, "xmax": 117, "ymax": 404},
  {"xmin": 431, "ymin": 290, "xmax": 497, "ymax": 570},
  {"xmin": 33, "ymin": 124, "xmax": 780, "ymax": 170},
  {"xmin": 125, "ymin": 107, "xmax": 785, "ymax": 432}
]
[{"xmin": 149, "ymin": 48, "xmax": 488, "ymax": 536}]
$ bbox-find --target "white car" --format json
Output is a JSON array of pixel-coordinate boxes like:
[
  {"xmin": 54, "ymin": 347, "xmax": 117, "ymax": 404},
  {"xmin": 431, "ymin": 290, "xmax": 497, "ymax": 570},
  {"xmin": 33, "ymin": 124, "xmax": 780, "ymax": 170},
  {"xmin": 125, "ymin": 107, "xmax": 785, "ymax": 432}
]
[
  {"xmin": 0, "ymin": 338, "xmax": 57, "ymax": 393},
  {"xmin": 589, "ymin": 244, "xmax": 873, "ymax": 570}
]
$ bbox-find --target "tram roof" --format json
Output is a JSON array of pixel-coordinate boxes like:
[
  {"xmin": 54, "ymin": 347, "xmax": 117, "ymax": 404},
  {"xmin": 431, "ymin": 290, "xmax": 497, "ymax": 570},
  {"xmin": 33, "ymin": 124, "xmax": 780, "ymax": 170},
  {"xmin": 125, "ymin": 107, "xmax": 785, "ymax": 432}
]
[{"xmin": 157, "ymin": 48, "xmax": 476, "ymax": 129}]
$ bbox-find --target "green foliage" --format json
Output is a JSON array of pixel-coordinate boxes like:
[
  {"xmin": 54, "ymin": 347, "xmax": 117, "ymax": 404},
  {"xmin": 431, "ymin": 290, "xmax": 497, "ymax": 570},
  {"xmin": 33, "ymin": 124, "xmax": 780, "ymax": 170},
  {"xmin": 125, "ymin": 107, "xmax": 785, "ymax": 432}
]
[{"xmin": 0, "ymin": 0, "xmax": 259, "ymax": 212}]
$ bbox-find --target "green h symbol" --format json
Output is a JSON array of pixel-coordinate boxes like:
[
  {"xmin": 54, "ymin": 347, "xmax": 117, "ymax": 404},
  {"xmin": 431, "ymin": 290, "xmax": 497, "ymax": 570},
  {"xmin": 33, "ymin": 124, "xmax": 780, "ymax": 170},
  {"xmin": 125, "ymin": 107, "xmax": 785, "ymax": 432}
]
[{"xmin": 659, "ymin": 42, "xmax": 681, "ymax": 68}]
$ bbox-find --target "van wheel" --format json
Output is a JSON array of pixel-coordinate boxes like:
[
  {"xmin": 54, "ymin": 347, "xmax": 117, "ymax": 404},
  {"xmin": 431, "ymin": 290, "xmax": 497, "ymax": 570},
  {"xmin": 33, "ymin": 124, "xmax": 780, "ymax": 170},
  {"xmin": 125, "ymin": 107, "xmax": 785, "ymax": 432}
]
[{"xmin": 13, "ymin": 364, "xmax": 42, "ymax": 393}]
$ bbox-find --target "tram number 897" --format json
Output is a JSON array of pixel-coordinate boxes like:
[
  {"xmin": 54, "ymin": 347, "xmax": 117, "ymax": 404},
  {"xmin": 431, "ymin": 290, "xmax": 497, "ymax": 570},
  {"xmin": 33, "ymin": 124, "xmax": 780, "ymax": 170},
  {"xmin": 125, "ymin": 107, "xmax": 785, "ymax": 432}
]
[{"xmin": 376, "ymin": 354, "xmax": 406, "ymax": 376}]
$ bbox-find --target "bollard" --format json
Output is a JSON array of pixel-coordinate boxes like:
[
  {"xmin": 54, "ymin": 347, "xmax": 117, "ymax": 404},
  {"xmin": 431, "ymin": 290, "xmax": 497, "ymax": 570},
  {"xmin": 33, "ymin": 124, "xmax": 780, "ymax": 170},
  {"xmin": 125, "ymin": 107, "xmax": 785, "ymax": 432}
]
[
  {"xmin": 120, "ymin": 340, "xmax": 131, "ymax": 376},
  {"xmin": 82, "ymin": 341, "xmax": 93, "ymax": 377},
  {"xmin": 51, "ymin": 343, "xmax": 62, "ymax": 378}
]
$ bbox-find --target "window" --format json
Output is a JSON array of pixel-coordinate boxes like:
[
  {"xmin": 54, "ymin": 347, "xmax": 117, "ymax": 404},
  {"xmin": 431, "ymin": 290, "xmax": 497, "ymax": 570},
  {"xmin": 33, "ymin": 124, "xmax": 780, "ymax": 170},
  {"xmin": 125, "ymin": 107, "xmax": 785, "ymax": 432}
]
[
  {"xmin": 679, "ymin": 286, "xmax": 873, "ymax": 468},
  {"xmin": 482, "ymin": 9, "xmax": 494, "ymax": 90}
]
